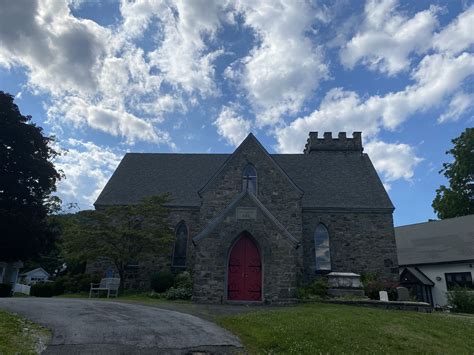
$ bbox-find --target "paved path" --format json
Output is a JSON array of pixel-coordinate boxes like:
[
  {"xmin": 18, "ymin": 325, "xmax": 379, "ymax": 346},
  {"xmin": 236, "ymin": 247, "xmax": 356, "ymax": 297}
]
[{"xmin": 0, "ymin": 298, "xmax": 242, "ymax": 354}]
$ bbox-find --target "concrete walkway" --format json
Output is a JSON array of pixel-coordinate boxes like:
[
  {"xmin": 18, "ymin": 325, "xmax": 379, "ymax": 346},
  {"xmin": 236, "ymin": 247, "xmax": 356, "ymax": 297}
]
[{"xmin": 0, "ymin": 298, "xmax": 243, "ymax": 354}]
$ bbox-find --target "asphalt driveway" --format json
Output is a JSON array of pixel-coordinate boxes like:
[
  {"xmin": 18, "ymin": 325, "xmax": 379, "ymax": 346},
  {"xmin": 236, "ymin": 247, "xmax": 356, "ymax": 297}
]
[{"xmin": 0, "ymin": 298, "xmax": 242, "ymax": 354}]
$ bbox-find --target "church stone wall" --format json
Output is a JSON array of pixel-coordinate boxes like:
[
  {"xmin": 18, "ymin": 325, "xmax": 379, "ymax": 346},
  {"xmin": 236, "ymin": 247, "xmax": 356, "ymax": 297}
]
[
  {"xmin": 86, "ymin": 207, "xmax": 200, "ymax": 289},
  {"xmin": 200, "ymin": 137, "xmax": 303, "ymax": 242},
  {"xmin": 302, "ymin": 210, "xmax": 399, "ymax": 282},
  {"xmin": 193, "ymin": 195, "xmax": 300, "ymax": 304}
]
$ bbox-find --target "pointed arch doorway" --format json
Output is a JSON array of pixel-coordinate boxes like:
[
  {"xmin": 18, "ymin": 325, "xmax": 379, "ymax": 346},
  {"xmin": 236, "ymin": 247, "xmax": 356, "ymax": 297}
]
[{"xmin": 227, "ymin": 232, "xmax": 262, "ymax": 301}]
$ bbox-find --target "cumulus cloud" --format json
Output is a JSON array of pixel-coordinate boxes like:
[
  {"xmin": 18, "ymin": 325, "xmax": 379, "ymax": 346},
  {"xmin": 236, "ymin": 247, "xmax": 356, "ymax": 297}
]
[
  {"xmin": 214, "ymin": 105, "xmax": 252, "ymax": 146},
  {"xmin": 438, "ymin": 92, "xmax": 473, "ymax": 123},
  {"xmin": 276, "ymin": 4, "xmax": 474, "ymax": 186},
  {"xmin": 365, "ymin": 140, "xmax": 423, "ymax": 187},
  {"xmin": 432, "ymin": 5, "xmax": 474, "ymax": 55},
  {"xmin": 276, "ymin": 51, "xmax": 474, "ymax": 153},
  {"xmin": 54, "ymin": 139, "xmax": 122, "ymax": 209},
  {"xmin": 0, "ymin": 0, "xmax": 109, "ymax": 95},
  {"xmin": 341, "ymin": 0, "xmax": 439, "ymax": 75},
  {"xmin": 146, "ymin": 0, "xmax": 226, "ymax": 97},
  {"xmin": 0, "ymin": 0, "xmax": 189, "ymax": 147},
  {"xmin": 228, "ymin": 0, "xmax": 328, "ymax": 126}
]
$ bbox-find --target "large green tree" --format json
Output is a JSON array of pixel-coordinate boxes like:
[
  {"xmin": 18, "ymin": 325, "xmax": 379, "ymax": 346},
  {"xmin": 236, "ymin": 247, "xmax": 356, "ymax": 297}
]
[
  {"xmin": 0, "ymin": 91, "xmax": 61, "ymax": 261},
  {"xmin": 61, "ymin": 196, "xmax": 173, "ymax": 288},
  {"xmin": 432, "ymin": 128, "xmax": 474, "ymax": 219}
]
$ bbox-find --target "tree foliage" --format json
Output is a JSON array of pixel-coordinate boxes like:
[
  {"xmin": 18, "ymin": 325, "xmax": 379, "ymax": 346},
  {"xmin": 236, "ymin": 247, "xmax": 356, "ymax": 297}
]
[
  {"xmin": 0, "ymin": 91, "xmax": 61, "ymax": 261},
  {"xmin": 61, "ymin": 196, "xmax": 173, "ymax": 288},
  {"xmin": 432, "ymin": 128, "xmax": 474, "ymax": 219}
]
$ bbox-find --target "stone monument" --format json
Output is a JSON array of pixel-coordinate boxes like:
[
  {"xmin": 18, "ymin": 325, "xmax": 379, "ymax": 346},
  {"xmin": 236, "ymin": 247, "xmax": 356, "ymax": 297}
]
[
  {"xmin": 327, "ymin": 272, "xmax": 365, "ymax": 297},
  {"xmin": 396, "ymin": 287, "xmax": 410, "ymax": 301},
  {"xmin": 379, "ymin": 290, "xmax": 389, "ymax": 302}
]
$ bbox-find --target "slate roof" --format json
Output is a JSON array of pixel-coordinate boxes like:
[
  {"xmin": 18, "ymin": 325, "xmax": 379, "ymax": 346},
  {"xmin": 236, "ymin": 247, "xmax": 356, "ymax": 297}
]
[
  {"xmin": 401, "ymin": 267, "xmax": 434, "ymax": 286},
  {"xmin": 95, "ymin": 151, "xmax": 393, "ymax": 210},
  {"xmin": 395, "ymin": 215, "xmax": 474, "ymax": 266}
]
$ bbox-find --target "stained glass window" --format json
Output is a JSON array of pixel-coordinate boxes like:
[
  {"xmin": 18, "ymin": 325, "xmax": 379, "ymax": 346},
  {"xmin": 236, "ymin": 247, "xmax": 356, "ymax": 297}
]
[
  {"xmin": 242, "ymin": 164, "xmax": 257, "ymax": 194},
  {"xmin": 172, "ymin": 221, "xmax": 188, "ymax": 267},
  {"xmin": 314, "ymin": 224, "xmax": 331, "ymax": 271}
]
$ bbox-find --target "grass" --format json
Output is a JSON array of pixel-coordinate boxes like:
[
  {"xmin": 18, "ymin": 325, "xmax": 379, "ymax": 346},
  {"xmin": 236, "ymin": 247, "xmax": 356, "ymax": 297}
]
[
  {"xmin": 56, "ymin": 292, "xmax": 192, "ymax": 305},
  {"xmin": 217, "ymin": 302, "xmax": 474, "ymax": 354},
  {"xmin": 0, "ymin": 309, "xmax": 50, "ymax": 354}
]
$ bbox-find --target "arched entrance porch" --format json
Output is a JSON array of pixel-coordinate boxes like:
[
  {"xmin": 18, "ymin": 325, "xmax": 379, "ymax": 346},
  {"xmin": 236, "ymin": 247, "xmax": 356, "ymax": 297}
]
[{"xmin": 227, "ymin": 232, "xmax": 262, "ymax": 301}]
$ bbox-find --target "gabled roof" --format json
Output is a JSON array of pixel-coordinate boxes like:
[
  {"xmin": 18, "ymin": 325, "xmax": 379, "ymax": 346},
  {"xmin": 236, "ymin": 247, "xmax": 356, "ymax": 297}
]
[
  {"xmin": 401, "ymin": 267, "xmax": 434, "ymax": 286},
  {"xmin": 198, "ymin": 133, "xmax": 303, "ymax": 196},
  {"xmin": 395, "ymin": 215, "xmax": 474, "ymax": 265},
  {"xmin": 20, "ymin": 267, "xmax": 49, "ymax": 277},
  {"xmin": 94, "ymin": 151, "xmax": 393, "ymax": 210},
  {"xmin": 193, "ymin": 190, "xmax": 300, "ymax": 248}
]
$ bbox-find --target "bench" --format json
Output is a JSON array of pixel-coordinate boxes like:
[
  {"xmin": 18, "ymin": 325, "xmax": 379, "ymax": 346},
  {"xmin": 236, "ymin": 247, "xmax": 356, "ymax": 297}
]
[{"xmin": 89, "ymin": 278, "xmax": 120, "ymax": 298}]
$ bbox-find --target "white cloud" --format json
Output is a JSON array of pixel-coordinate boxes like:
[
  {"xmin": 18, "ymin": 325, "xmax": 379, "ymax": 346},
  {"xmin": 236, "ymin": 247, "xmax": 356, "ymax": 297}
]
[
  {"xmin": 365, "ymin": 140, "xmax": 423, "ymax": 188},
  {"xmin": 229, "ymin": 0, "xmax": 328, "ymax": 126},
  {"xmin": 54, "ymin": 139, "xmax": 122, "ymax": 209},
  {"xmin": 277, "ymin": 51, "xmax": 474, "ymax": 153},
  {"xmin": 438, "ymin": 92, "xmax": 473, "ymax": 123},
  {"xmin": 46, "ymin": 97, "xmax": 171, "ymax": 145},
  {"xmin": 147, "ymin": 0, "xmax": 225, "ymax": 97},
  {"xmin": 275, "ymin": 88, "xmax": 382, "ymax": 153},
  {"xmin": 341, "ymin": 0, "xmax": 439, "ymax": 75},
  {"xmin": 214, "ymin": 105, "xmax": 252, "ymax": 146},
  {"xmin": 0, "ymin": 0, "xmax": 187, "ymax": 147},
  {"xmin": 433, "ymin": 5, "xmax": 474, "ymax": 55},
  {"xmin": 0, "ymin": 0, "xmax": 110, "ymax": 96}
]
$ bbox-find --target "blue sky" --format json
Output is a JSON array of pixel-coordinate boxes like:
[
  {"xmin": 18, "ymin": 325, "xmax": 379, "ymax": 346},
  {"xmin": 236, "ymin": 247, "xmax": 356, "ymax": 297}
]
[{"xmin": 0, "ymin": 0, "xmax": 473, "ymax": 226}]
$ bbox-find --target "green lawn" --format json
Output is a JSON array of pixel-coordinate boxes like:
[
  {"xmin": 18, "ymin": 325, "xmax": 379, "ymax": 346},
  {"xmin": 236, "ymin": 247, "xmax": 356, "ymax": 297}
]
[
  {"xmin": 56, "ymin": 292, "xmax": 192, "ymax": 305},
  {"xmin": 217, "ymin": 303, "xmax": 474, "ymax": 354},
  {"xmin": 0, "ymin": 309, "xmax": 50, "ymax": 354}
]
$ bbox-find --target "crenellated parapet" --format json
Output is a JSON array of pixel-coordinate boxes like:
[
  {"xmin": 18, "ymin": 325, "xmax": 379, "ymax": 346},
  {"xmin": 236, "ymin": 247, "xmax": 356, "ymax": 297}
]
[{"xmin": 303, "ymin": 132, "xmax": 363, "ymax": 154}]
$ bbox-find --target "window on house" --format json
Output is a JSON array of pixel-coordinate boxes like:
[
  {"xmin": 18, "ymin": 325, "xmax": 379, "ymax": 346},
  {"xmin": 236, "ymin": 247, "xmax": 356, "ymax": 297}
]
[
  {"xmin": 314, "ymin": 224, "xmax": 331, "ymax": 271},
  {"xmin": 242, "ymin": 164, "xmax": 257, "ymax": 194},
  {"xmin": 172, "ymin": 221, "xmax": 188, "ymax": 267},
  {"xmin": 445, "ymin": 272, "xmax": 473, "ymax": 291}
]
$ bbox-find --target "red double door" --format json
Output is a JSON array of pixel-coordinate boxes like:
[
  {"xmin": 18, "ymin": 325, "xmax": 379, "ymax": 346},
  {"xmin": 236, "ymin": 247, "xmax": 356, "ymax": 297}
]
[{"xmin": 228, "ymin": 233, "xmax": 262, "ymax": 301}]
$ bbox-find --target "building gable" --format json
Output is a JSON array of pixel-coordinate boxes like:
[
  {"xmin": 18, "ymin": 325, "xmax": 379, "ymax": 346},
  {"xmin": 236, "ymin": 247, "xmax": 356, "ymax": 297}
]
[
  {"xmin": 198, "ymin": 133, "xmax": 303, "ymax": 197},
  {"xmin": 193, "ymin": 190, "xmax": 300, "ymax": 248}
]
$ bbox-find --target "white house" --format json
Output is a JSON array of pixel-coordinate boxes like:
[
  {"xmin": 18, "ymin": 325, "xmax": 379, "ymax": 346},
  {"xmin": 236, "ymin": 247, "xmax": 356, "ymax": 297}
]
[
  {"xmin": 0, "ymin": 261, "xmax": 23, "ymax": 285},
  {"xmin": 395, "ymin": 215, "xmax": 474, "ymax": 307},
  {"xmin": 20, "ymin": 267, "xmax": 50, "ymax": 285}
]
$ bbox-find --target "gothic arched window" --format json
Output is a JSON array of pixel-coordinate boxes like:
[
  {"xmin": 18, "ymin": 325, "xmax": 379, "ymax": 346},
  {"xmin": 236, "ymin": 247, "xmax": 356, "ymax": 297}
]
[
  {"xmin": 172, "ymin": 221, "xmax": 188, "ymax": 267},
  {"xmin": 314, "ymin": 224, "xmax": 331, "ymax": 271},
  {"xmin": 242, "ymin": 164, "xmax": 257, "ymax": 194}
]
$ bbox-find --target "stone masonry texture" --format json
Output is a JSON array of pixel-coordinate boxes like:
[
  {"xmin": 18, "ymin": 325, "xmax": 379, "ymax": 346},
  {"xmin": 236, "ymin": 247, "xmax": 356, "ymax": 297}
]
[{"xmin": 91, "ymin": 133, "xmax": 399, "ymax": 303}]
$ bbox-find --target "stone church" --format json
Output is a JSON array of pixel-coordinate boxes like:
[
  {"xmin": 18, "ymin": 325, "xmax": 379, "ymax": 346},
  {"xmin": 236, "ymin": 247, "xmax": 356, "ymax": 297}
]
[{"xmin": 94, "ymin": 132, "xmax": 398, "ymax": 303}]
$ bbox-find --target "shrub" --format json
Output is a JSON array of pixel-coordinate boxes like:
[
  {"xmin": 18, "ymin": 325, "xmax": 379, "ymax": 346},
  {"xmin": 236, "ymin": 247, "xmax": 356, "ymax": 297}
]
[
  {"xmin": 297, "ymin": 277, "xmax": 328, "ymax": 299},
  {"xmin": 0, "ymin": 283, "xmax": 12, "ymax": 297},
  {"xmin": 51, "ymin": 278, "xmax": 65, "ymax": 295},
  {"xmin": 53, "ymin": 273, "xmax": 101, "ymax": 294},
  {"xmin": 165, "ymin": 287, "xmax": 192, "ymax": 300},
  {"xmin": 447, "ymin": 287, "xmax": 474, "ymax": 314},
  {"xmin": 150, "ymin": 271, "xmax": 174, "ymax": 293},
  {"xmin": 361, "ymin": 273, "xmax": 398, "ymax": 301},
  {"xmin": 30, "ymin": 283, "xmax": 55, "ymax": 297},
  {"xmin": 307, "ymin": 277, "xmax": 328, "ymax": 297},
  {"xmin": 174, "ymin": 271, "xmax": 192, "ymax": 289}
]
